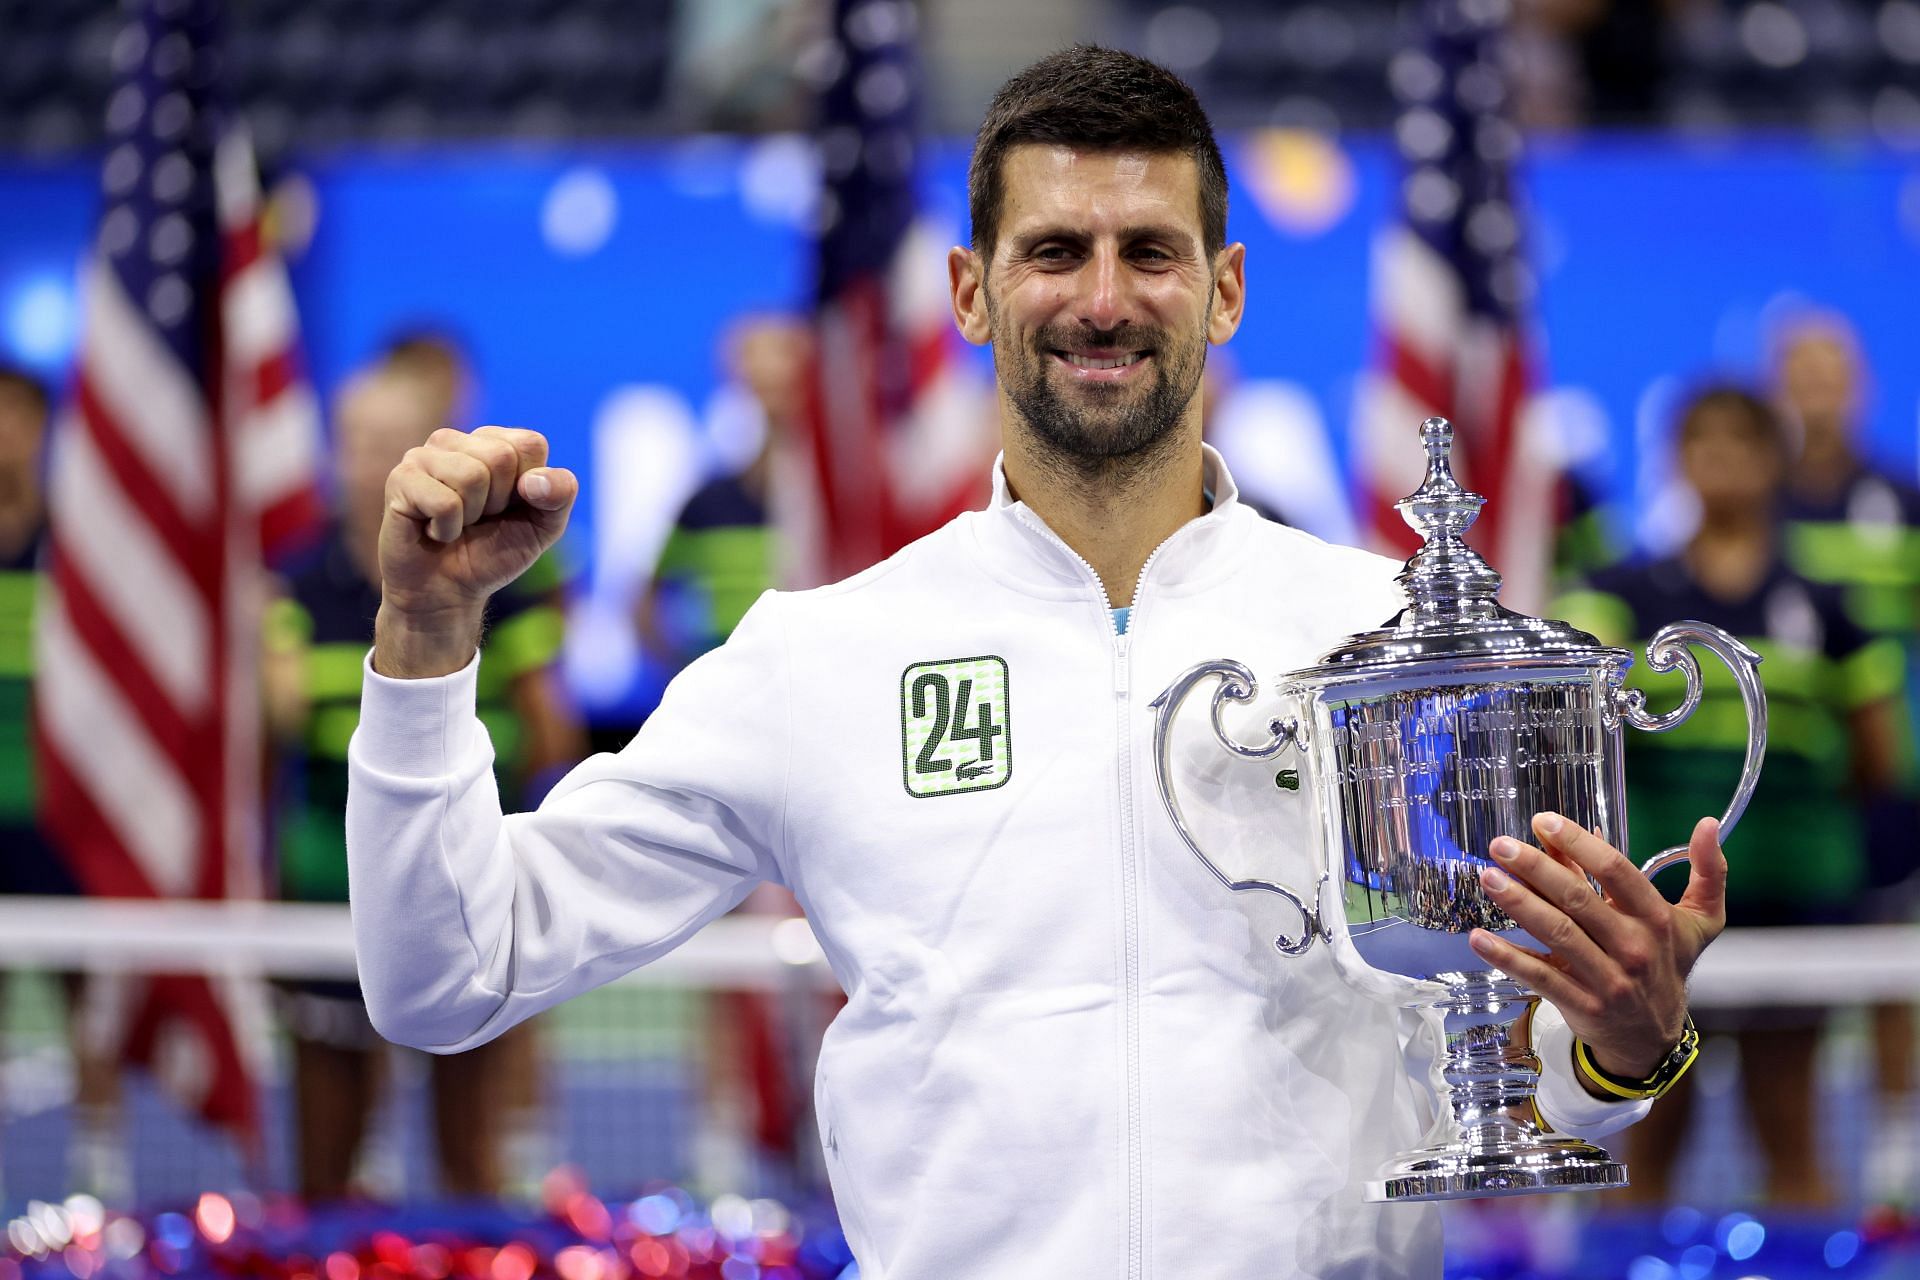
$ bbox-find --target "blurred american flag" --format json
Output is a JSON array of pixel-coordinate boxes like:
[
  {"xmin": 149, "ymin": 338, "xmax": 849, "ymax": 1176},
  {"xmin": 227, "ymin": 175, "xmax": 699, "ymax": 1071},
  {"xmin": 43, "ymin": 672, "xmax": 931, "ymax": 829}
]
[
  {"xmin": 1357, "ymin": 0, "xmax": 1558, "ymax": 610},
  {"xmin": 794, "ymin": 0, "xmax": 989, "ymax": 586},
  {"xmin": 34, "ymin": 0, "xmax": 322, "ymax": 1140}
]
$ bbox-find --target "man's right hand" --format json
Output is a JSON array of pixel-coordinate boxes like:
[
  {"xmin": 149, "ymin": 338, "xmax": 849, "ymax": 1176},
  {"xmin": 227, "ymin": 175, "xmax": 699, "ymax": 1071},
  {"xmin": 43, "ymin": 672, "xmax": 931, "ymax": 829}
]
[{"xmin": 373, "ymin": 426, "xmax": 578, "ymax": 679}]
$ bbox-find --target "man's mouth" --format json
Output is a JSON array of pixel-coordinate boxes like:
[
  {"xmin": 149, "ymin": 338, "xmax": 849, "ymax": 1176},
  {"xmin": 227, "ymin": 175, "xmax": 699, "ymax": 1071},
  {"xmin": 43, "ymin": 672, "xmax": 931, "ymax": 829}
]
[{"xmin": 1052, "ymin": 349, "xmax": 1150, "ymax": 376}]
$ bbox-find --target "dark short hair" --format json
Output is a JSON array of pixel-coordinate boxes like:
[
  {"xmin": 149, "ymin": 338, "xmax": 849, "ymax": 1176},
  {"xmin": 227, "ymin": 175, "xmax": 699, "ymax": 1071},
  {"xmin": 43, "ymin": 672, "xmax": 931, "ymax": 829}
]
[
  {"xmin": 968, "ymin": 46, "xmax": 1228, "ymax": 262},
  {"xmin": 381, "ymin": 326, "xmax": 471, "ymax": 377},
  {"xmin": 1677, "ymin": 384, "xmax": 1784, "ymax": 453},
  {"xmin": 0, "ymin": 365, "xmax": 51, "ymax": 417}
]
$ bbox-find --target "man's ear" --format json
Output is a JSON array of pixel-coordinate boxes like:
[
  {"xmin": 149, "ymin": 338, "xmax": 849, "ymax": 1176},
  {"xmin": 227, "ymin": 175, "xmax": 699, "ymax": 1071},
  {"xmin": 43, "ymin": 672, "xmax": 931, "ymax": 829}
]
[
  {"xmin": 949, "ymin": 245, "xmax": 993, "ymax": 346},
  {"xmin": 1207, "ymin": 242, "xmax": 1247, "ymax": 346}
]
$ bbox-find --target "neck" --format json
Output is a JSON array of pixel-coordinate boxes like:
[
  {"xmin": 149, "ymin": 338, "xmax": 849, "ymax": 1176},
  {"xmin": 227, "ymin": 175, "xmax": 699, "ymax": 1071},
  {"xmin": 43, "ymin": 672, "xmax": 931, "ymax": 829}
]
[
  {"xmin": 1685, "ymin": 507, "xmax": 1772, "ymax": 600},
  {"xmin": 1002, "ymin": 422, "xmax": 1207, "ymax": 608},
  {"xmin": 342, "ymin": 506, "xmax": 382, "ymax": 584},
  {"xmin": 1792, "ymin": 431, "xmax": 1854, "ymax": 503}
]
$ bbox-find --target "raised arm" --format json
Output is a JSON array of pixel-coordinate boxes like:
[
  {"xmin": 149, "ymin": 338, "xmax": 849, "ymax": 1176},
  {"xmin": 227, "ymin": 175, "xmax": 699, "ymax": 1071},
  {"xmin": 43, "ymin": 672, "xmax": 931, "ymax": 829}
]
[{"xmin": 347, "ymin": 427, "xmax": 790, "ymax": 1053}]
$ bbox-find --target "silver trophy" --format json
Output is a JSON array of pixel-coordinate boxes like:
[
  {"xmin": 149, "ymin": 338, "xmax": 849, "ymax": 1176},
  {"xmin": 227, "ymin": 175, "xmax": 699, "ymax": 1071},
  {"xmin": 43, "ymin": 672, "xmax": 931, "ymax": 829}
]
[{"xmin": 1151, "ymin": 417, "xmax": 1767, "ymax": 1201}]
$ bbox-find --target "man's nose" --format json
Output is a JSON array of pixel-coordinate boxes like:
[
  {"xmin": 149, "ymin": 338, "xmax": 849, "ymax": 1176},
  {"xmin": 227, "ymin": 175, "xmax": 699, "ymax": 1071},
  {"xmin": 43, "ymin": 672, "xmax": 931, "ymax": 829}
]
[{"xmin": 1075, "ymin": 245, "xmax": 1132, "ymax": 333}]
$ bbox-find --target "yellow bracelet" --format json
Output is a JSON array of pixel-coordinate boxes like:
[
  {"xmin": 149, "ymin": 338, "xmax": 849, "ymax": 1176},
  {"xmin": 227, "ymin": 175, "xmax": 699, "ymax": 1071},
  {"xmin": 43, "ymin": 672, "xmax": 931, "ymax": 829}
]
[{"xmin": 1573, "ymin": 1015, "xmax": 1700, "ymax": 1101}]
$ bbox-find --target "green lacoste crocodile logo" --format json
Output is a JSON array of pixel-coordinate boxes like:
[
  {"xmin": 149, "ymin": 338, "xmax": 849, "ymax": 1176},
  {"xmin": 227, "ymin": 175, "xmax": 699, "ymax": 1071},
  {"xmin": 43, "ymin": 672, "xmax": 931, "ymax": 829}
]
[
  {"xmin": 901, "ymin": 657, "xmax": 1011, "ymax": 797},
  {"xmin": 1275, "ymin": 769, "xmax": 1300, "ymax": 791}
]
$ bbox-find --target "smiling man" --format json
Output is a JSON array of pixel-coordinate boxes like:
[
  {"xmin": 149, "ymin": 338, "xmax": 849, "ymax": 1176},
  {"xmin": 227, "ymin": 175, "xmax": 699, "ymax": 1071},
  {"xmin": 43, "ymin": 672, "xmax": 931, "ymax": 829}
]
[{"xmin": 347, "ymin": 47, "xmax": 1724, "ymax": 1279}]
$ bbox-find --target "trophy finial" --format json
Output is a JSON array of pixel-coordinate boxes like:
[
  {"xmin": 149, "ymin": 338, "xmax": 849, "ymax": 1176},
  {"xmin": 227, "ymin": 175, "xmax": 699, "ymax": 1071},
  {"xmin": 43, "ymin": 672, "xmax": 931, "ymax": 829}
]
[{"xmin": 1393, "ymin": 416, "xmax": 1505, "ymax": 624}]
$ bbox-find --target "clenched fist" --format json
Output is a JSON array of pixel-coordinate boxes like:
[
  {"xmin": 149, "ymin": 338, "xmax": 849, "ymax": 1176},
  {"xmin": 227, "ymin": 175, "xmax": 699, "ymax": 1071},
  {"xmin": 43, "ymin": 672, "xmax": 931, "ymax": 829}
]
[{"xmin": 373, "ymin": 425, "xmax": 578, "ymax": 679}]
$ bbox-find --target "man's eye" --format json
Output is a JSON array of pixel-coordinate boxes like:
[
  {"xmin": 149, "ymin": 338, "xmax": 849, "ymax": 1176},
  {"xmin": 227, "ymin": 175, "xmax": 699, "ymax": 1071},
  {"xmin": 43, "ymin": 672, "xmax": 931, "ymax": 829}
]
[
  {"xmin": 1132, "ymin": 248, "xmax": 1171, "ymax": 263},
  {"xmin": 1034, "ymin": 245, "xmax": 1073, "ymax": 261}
]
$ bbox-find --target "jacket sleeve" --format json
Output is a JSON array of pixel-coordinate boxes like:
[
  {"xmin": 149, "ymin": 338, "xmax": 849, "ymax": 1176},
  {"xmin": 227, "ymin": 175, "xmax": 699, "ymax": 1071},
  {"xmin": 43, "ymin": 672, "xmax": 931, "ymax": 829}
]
[
  {"xmin": 346, "ymin": 591, "xmax": 792, "ymax": 1053},
  {"xmin": 1531, "ymin": 1001, "xmax": 1652, "ymax": 1137}
]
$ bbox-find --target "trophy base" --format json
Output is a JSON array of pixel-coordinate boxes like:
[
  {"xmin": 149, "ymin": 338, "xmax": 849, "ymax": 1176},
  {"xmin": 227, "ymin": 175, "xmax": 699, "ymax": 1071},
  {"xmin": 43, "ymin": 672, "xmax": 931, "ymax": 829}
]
[{"xmin": 1364, "ymin": 1139, "xmax": 1628, "ymax": 1202}]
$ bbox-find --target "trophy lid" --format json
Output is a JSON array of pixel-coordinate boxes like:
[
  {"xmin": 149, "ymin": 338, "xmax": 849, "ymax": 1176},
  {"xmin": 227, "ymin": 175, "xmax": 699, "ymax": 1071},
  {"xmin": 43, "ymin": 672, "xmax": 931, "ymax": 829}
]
[{"xmin": 1312, "ymin": 417, "xmax": 1611, "ymax": 670}]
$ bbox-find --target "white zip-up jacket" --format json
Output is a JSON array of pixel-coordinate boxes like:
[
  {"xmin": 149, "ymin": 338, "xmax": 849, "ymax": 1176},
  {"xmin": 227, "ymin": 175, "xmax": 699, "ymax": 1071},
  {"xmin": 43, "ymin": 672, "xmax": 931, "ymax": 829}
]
[{"xmin": 347, "ymin": 448, "xmax": 1644, "ymax": 1279}]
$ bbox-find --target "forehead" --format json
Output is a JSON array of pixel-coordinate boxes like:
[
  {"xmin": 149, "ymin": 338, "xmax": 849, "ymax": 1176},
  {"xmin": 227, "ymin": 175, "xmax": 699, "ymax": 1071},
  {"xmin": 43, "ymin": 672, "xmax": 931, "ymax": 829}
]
[
  {"xmin": 996, "ymin": 144, "xmax": 1202, "ymax": 240},
  {"xmin": 1684, "ymin": 403, "xmax": 1771, "ymax": 443},
  {"xmin": 338, "ymin": 381, "xmax": 432, "ymax": 447},
  {"xmin": 1781, "ymin": 333, "xmax": 1853, "ymax": 374}
]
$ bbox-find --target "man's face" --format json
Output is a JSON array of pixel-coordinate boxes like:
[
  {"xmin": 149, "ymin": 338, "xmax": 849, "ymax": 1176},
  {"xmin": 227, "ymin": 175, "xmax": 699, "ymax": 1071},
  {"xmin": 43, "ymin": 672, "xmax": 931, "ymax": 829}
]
[
  {"xmin": 0, "ymin": 383, "xmax": 46, "ymax": 477},
  {"xmin": 953, "ymin": 146, "xmax": 1241, "ymax": 470},
  {"xmin": 335, "ymin": 373, "xmax": 438, "ymax": 525},
  {"xmin": 1777, "ymin": 331, "xmax": 1859, "ymax": 445},
  {"xmin": 1681, "ymin": 404, "xmax": 1781, "ymax": 513},
  {"xmin": 728, "ymin": 318, "xmax": 811, "ymax": 433}
]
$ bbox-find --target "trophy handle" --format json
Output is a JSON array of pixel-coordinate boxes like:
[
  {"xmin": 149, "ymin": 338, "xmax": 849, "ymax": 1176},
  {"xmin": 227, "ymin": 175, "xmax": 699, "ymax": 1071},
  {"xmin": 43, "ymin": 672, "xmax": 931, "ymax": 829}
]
[
  {"xmin": 1148, "ymin": 659, "xmax": 1321, "ymax": 956},
  {"xmin": 1616, "ymin": 620, "xmax": 1767, "ymax": 880}
]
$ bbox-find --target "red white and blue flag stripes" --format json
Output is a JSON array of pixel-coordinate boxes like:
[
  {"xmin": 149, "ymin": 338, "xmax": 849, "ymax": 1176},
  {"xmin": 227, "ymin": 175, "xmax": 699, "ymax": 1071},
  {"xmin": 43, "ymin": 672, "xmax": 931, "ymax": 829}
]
[
  {"xmin": 34, "ymin": 0, "xmax": 322, "ymax": 1140},
  {"xmin": 1357, "ymin": 0, "xmax": 1558, "ymax": 611}
]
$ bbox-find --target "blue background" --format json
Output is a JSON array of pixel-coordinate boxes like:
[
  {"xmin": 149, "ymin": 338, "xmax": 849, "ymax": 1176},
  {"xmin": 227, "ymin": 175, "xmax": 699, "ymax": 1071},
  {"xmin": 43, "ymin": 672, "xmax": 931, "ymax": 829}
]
[{"xmin": 6, "ymin": 133, "xmax": 1918, "ymax": 714}]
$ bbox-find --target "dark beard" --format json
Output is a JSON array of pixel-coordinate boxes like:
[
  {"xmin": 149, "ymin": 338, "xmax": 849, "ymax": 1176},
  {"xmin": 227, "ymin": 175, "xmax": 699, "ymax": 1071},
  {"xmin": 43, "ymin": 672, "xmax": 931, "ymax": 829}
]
[{"xmin": 994, "ymin": 314, "xmax": 1207, "ymax": 483}]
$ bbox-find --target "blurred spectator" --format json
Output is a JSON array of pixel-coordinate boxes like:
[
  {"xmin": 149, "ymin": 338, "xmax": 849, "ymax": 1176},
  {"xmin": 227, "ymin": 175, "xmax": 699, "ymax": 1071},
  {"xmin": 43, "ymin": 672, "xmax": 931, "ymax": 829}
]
[
  {"xmin": 0, "ymin": 366, "xmax": 127, "ymax": 1203},
  {"xmin": 638, "ymin": 316, "xmax": 811, "ymax": 672},
  {"xmin": 263, "ymin": 359, "xmax": 584, "ymax": 1200},
  {"xmin": 1552, "ymin": 471, "xmax": 1619, "ymax": 585},
  {"xmin": 635, "ymin": 314, "xmax": 835, "ymax": 1196},
  {"xmin": 1773, "ymin": 310, "xmax": 1920, "ymax": 1206},
  {"xmin": 1555, "ymin": 384, "xmax": 1905, "ymax": 1207},
  {"xmin": 383, "ymin": 329, "xmax": 477, "ymax": 436},
  {"xmin": 0, "ymin": 368, "xmax": 55, "ymax": 880}
]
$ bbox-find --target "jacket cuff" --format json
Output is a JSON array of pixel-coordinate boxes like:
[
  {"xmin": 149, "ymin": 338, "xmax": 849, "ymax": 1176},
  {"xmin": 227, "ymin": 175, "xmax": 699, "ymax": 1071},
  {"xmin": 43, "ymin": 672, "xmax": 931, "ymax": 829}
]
[
  {"xmin": 350, "ymin": 649, "xmax": 484, "ymax": 778},
  {"xmin": 1532, "ymin": 1002, "xmax": 1653, "ymax": 1138}
]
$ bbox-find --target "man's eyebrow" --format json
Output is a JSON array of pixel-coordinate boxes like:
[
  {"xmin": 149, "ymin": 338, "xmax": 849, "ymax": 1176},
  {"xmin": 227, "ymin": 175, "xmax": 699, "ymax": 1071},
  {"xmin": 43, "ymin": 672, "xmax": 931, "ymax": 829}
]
[
  {"xmin": 1117, "ymin": 224, "xmax": 1199, "ymax": 250},
  {"xmin": 1007, "ymin": 225, "xmax": 1089, "ymax": 248},
  {"xmin": 1007, "ymin": 224, "xmax": 1200, "ymax": 250}
]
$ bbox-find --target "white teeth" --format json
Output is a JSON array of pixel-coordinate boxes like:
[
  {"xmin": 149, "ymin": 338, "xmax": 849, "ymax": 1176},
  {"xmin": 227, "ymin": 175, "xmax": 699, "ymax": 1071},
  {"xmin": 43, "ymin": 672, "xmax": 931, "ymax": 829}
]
[{"xmin": 1064, "ymin": 352, "xmax": 1144, "ymax": 371}]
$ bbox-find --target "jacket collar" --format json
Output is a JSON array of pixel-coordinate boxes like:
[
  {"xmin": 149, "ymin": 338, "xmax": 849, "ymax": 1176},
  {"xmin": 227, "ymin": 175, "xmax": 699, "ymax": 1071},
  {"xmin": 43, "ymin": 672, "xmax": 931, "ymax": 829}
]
[{"xmin": 964, "ymin": 443, "xmax": 1256, "ymax": 602}]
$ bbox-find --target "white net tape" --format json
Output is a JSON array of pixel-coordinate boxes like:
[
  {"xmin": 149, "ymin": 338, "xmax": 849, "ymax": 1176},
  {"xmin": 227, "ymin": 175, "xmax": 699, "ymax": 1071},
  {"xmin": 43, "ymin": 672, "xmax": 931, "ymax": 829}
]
[{"xmin": 0, "ymin": 897, "xmax": 1913, "ymax": 1006}]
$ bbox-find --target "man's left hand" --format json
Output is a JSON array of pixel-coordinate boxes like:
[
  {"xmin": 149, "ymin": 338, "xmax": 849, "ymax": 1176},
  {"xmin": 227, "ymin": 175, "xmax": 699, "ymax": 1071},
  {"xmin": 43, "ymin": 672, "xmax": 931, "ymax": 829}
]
[{"xmin": 1468, "ymin": 812, "xmax": 1726, "ymax": 1085}]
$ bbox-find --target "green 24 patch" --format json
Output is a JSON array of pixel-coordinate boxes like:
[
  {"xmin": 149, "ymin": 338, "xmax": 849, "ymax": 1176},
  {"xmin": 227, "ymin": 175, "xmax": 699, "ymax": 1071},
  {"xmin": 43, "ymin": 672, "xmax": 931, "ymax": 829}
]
[{"xmin": 900, "ymin": 656, "xmax": 1011, "ymax": 797}]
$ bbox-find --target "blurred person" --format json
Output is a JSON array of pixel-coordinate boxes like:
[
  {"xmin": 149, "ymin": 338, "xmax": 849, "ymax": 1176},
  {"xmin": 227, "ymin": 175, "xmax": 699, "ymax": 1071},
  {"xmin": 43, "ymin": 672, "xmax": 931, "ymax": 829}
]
[
  {"xmin": 1556, "ymin": 385, "xmax": 1905, "ymax": 1207},
  {"xmin": 0, "ymin": 368, "xmax": 57, "ymax": 886},
  {"xmin": 264, "ymin": 363, "xmax": 583, "ymax": 1200},
  {"xmin": 1774, "ymin": 311, "xmax": 1920, "ymax": 1205},
  {"xmin": 382, "ymin": 329, "xmax": 476, "ymax": 435},
  {"xmin": 637, "ymin": 314, "xmax": 836, "ymax": 1194},
  {"xmin": 348, "ymin": 49, "xmax": 1728, "ymax": 1276},
  {"xmin": 0, "ymin": 366, "xmax": 129, "ymax": 1204},
  {"xmin": 638, "ymin": 316, "xmax": 810, "ymax": 671}
]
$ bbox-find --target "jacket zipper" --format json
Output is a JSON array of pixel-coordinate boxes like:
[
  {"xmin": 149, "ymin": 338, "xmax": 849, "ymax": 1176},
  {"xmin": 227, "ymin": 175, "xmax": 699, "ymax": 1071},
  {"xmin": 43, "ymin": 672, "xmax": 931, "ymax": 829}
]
[{"xmin": 1013, "ymin": 507, "xmax": 1175, "ymax": 1280}]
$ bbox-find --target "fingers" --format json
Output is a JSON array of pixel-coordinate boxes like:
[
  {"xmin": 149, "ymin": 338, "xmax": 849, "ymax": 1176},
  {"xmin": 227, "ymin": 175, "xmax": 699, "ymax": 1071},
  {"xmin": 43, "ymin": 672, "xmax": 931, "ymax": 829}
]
[
  {"xmin": 1476, "ymin": 846, "xmax": 1612, "ymax": 977},
  {"xmin": 433, "ymin": 428, "xmax": 520, "ymax": 517},
  {"xmin": 408, "ymin": 446, "xmax": 493, "ymax": 530},
  {"xmin": 1469, "ymin": 929, "xmax": 1601, "ymax": 1021},
  {"xmin": 387, "ymin": 427, "xmax": 559, "ymax": 543},
  {"xmin": 518, "ymin": 466, "xmax": 578, "ymax": 514},
  {"xmin": 1487, "ymin": 830, "xmax": 1634, "ymax": 948},
  {"xmin": 471, "ymin": 425, "xmax": 549, "ymax": 473},
  {"xmin": 386, "ymin": 462, "xmax": 467, "ymax": 544},
  {"xmin": 1674, "ymin": 816, "xmax": 1728, "ymax": 933},
  {"xmin": 1531, "ymin": 811, "xmax": 1668, "ymax": 919}
]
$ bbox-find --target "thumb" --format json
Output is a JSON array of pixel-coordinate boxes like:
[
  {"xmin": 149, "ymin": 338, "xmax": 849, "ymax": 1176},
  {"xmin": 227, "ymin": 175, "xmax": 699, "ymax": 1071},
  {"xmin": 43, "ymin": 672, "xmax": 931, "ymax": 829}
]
[
  {"xmin": 1674, "ymin": 815, "xmax": 1727, "ymax": 929},
  {"xmin": 516, "ymin": 466, "xmax": 578, "ymax": 517}
]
